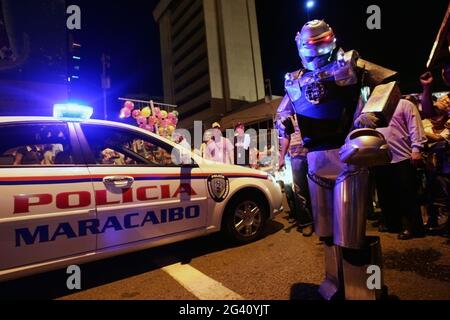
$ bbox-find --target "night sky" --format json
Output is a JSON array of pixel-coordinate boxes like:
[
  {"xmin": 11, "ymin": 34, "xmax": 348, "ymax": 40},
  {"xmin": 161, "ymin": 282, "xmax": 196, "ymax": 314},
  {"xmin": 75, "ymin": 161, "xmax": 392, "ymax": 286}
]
[
  {"xmin": 73, "ymin": 0, "xmax": 163, "ymax": 117},
  {"xmin": 256, "ymin": 0, "xmax": 450, "ymax": 95},
  {"xmin": 66, "ymin": 0, "xmax": 450, "ymax": 115}
]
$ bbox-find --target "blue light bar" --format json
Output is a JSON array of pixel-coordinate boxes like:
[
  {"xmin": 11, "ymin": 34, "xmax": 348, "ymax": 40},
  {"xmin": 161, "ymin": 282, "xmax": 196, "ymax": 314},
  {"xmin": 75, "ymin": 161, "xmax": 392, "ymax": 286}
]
[{"xmin": 53, "ymin": 103, "xmax": 93, "ymax": 120}]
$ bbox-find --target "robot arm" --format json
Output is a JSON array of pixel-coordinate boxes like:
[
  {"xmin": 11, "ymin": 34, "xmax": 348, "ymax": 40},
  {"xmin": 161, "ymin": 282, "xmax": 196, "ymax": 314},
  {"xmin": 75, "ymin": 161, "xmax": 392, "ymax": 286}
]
[
  {"xmin": 275, "ymin": 95, "xmax": 296, "ymax": 168},
  {"xmin": 357, "ymin": 59, "xmax": 398, "ymax": 88},
  {"xmin": 344, "ymin": 78, "xmax": 400, "ymax": 167},
  {"xmin": 357, "ymin": 81, "xmax": 402, "ymax": 128},
  {"xmin": 275, "ymin": 95, "xmax": 295, "ymax": 139},
  {"xmin": 352, "ymin": 58, "xmax": 400, "ymax": 129}
]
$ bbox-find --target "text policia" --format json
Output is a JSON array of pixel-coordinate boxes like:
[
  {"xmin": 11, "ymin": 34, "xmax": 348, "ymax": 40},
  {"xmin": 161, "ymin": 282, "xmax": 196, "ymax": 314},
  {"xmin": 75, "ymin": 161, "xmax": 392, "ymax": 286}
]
[{"xmin": 13, "ymin": 183, "xmax": 200, "ymax": 247}]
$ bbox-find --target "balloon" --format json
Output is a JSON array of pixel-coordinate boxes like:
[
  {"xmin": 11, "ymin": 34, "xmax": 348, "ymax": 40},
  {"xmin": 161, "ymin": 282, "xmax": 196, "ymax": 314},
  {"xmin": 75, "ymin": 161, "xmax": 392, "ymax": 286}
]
[
  {"xmin": 136, "ymin": 116, "xmax": 147, "ymax": 125},
  {"xmin": 160, "ymin": 119, "xmax": 169, "ymax": 127},
  {"xmin": 120, "ymin": 107, "xmax": 131, "ymax": 119},
  {"xmin": 158, "ymin": 127, "xmax": 166, "ymax": 135},
  {"xmin": 172, "ymin": 111, "xmax": 179, "ymax": 118},
  {"xmin": 124, "ymin": 101, "xmax": 135, "ymax": 110},
  {"xmin": 132, "ymin": 110, "xmax": 141, "ymax": 119},
  {"xmin": 148, "ymin": 116, "xmax": 156, "ymax": 126},
  {"xmin": 167, "ymin": 125, "xmax": 175, "ymax": 135},
  {"xmin": 154, "ymin": 107, "xmax": 161, "ymax": 116},
  {"xmin": 160, "ymin": 110, "xmax": 168, "ymax": 119},
  {"xmin": 167, "ymin": 112, "xmax": 178, "ymax": 126},
  {"xmin": 144, "ymin": 125, "xmax": 153, "ymax": 132},
  {"xmin": 166, "ymin": 118, "xmax": 175, "ymax": 127},
  {"xmin": 141, "ymin": 107, "xmax": 151, "ymax": 118}
]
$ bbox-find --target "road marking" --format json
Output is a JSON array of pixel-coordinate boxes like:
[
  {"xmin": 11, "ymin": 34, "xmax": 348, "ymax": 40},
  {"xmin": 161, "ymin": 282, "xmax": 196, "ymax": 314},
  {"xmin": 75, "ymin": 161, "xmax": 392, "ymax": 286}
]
[{"xmin": 162, "ymin": 263, "xmax": 244, "ymax": 300}]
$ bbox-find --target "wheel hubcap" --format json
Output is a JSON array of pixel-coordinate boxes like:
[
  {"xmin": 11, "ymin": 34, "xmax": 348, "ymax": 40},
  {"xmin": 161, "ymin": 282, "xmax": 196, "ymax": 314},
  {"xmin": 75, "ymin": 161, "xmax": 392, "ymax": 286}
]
[{"xmin": 234, "ymin": 201, "xmax": 262, "ymax": 237}]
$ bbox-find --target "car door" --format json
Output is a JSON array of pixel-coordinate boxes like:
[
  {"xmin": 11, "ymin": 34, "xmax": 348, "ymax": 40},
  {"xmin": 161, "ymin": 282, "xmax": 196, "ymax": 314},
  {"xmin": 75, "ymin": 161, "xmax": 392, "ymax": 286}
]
[
  {"xmin": 75, "ymin": 123, "xmax": 208, "ymax": 250},
  {"xmin": 0, "ymin": 122, "xmax": 96, "ymax": 271}
]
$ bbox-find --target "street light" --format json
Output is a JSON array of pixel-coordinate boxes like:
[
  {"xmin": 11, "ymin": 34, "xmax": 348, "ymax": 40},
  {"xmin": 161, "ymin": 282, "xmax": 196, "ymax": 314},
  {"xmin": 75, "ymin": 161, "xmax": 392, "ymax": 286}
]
[
  {"xmin": 305, "ymin": 0, "xmax": 315, "ymax": 20},
  {"xmin": 306, "ymin": 0, "xmax": 315, "ymax": 9}
]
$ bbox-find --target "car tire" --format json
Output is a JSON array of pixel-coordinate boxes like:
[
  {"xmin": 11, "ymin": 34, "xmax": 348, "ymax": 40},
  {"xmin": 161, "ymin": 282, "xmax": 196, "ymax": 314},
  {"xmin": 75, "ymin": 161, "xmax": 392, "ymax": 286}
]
[{"xmin": 222, "ymin": 193, "xmax": 268, "ymax": 244}]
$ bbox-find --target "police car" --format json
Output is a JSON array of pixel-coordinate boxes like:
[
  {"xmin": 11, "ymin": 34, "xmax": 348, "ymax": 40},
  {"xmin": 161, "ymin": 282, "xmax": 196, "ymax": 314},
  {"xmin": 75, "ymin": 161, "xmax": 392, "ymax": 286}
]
[{"xmin": 0, "ymin": 104, "xmax": 283, "ymax": 281}]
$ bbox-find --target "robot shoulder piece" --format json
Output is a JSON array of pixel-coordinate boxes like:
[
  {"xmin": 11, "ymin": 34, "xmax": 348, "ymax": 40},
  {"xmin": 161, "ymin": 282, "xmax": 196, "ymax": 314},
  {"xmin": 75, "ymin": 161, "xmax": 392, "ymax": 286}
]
[
  {"xmin": 357, "ymin": 58, "xmax": 398, "ymax": 88},
  {"xmin": 338, "ymin": 49, "xmax": 360, "ymax": 68},
  {"xmin": 285, "ymin": 69, "xmax": 303, "ymax": 81},
  {"xmin": 334, "ymin": 49, "xmax": 360, "ymax": 87},
  {"xmin": 285, "ymin": 69, "xmax": 304, "ymax": 102}
]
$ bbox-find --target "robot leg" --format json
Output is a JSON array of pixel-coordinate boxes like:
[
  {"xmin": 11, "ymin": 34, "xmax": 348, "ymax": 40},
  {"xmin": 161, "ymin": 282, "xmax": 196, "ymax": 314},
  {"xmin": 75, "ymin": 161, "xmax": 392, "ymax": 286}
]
[
  {"xmin": 334, "ymin": 166, "xmax": 384, "ymax": 300},
  {"xmin": 334, "ymin": 166, "xmax": 370, "ymax": 249},
  {"xmin": 308, "ymin": 174, "xmax": 343, "ymax": 300},
  {"xmin": 307, "ymin": 150, "xmax": 344, "ymax": 300}
]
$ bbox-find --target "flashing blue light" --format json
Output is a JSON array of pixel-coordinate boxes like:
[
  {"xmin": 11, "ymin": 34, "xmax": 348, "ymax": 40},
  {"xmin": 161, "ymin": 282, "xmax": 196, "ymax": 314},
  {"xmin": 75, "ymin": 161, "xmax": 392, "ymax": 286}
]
[
  {"xmin": 53, "ymin": 103, "xmax": 93, "ymax": 120},
  {"xmin": 306, "ymin": 0, "xmax": 315, "ymax": 9},
  {"xmin": 71, "ymin": 75, "xmax": 80, "ymax": 79},
  {"xmin": 72, "ymin": 56, "xmax": 81, "ymax": 60}
]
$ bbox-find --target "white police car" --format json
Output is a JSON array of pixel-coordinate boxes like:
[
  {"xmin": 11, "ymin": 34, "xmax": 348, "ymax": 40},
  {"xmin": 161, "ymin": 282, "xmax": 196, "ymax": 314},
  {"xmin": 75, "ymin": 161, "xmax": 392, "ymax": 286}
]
[{"xmin": 0, "ymin": 105, "xmax": 283, "ymax": 281}]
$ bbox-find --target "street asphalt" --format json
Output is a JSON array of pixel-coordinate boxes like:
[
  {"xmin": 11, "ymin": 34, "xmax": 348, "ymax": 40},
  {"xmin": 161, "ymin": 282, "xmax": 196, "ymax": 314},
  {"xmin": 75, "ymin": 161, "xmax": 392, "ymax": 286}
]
[{"xmin": 1, "ymin": 199, "xmax": 449, "ymax": 301}]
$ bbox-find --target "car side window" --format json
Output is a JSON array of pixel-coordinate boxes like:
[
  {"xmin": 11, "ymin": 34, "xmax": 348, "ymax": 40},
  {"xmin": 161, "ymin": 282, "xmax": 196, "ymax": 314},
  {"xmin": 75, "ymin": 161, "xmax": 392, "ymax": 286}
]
[
  {"xmin": 81, "ymin": 124, "xmax": 182, "ymax": 167},
  {"xmin": 0, "ymin": 123, "xmax": 74, "ymax": 166}
]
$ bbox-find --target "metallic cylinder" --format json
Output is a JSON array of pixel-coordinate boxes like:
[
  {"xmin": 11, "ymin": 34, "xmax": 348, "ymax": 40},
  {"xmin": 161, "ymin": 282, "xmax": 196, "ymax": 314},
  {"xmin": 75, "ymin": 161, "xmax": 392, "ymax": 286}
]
[
  {"xmin": 307, "ymin": 150, "xmax": 343, "ymax": 238},
  {"xmin": 308, "ymin": 175, "xmax": 334, "ymax": 237},
  {"xmin": 342, "ymin": 236, "xmax": 384, "ymax": 300},
  {"xmin": 333, "ymin": 168, "xmax": 370, "ymax": 249}
]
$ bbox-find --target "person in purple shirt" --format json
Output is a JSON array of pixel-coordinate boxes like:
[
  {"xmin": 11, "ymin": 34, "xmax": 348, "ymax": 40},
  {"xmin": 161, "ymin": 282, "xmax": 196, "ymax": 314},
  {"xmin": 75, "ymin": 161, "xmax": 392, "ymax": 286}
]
[{"xmin": 373, "ymin": 99, "xmax": 427, "ymax": 240}]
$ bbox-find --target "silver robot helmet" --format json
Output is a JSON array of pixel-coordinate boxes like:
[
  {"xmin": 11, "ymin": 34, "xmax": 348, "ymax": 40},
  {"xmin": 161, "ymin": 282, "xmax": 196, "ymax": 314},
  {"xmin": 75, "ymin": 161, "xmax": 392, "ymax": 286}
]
[{"xmin": 296, "ymin": 20, "xmax": 337, "ymax": 71}]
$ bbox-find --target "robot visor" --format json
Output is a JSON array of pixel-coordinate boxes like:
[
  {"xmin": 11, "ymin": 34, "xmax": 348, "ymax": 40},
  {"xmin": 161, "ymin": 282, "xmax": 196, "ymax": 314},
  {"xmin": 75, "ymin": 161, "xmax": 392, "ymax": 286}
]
[{"xmin": 298, "ymin": 40, "xmax": 336, "ymax": 58}]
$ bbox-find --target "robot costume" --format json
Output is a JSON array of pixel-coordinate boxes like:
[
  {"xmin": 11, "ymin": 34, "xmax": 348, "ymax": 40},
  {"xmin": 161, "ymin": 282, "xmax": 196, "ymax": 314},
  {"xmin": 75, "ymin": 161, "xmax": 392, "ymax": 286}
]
[{"xmin": 276, "ymin": 20, "xmax": 401, "ymax": 300}]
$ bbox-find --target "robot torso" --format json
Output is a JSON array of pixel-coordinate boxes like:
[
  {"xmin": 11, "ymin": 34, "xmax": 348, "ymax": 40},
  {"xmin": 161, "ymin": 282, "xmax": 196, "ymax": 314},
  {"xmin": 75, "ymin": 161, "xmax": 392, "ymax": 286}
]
[{"xmin": 284, "ymin": 50, "xmax": 362, "ymax": 150}]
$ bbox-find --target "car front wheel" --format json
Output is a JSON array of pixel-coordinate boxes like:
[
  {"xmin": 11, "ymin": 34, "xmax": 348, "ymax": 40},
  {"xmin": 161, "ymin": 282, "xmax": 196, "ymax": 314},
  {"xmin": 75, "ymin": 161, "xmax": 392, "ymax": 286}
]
[{"xmin": 222, "ymin": 194, "xmax": 268, "ymax": 244}]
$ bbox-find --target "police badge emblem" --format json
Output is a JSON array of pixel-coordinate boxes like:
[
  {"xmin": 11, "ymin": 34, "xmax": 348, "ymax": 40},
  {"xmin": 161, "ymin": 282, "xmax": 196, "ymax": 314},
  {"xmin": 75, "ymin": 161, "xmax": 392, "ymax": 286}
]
[{"xmin": 207, "ymin": 174, "xmax": 230, "ymax": 202}]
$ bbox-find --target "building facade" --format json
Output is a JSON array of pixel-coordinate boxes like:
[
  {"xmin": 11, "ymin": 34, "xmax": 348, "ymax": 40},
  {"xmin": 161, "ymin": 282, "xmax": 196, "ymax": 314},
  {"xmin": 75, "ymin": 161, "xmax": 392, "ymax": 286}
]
[{"xmin": 153, "ymin": 0, "xmax": 268, "ymax": 129}]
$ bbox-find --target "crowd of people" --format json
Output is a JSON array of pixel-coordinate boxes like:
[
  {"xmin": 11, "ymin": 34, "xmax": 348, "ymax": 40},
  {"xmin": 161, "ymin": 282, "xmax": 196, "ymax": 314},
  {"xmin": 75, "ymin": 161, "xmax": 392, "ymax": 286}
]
[{"xmin": 368, "ymin": 67, "xmax": 449, "ymax": 240}]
